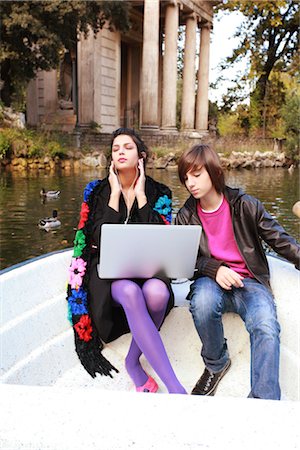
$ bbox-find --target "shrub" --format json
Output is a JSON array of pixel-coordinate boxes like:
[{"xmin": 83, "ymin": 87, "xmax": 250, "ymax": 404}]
[
  {"xmin": 281, "ymin": 89, "xmax": 300, "ymax": 161},
  {"xmin": 46, "ymin": 141, "xmax": 66, "ymax": 159},
  {"xmin": 218, "ymin": 113, "xmax": 245, "ymax": 138},
  {"xmin": 0, "ymin": 131, "xmax": 11, "ymax": 158}
]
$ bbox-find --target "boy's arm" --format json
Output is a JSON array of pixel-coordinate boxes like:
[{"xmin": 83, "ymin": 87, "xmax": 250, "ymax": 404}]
[{"xmin": 256, "ymin": 199, "xmax": 300, "ymax": 269}]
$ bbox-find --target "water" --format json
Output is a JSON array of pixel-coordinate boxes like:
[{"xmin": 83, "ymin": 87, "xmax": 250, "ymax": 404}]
[{"xmin": 0, "ymin": 167, "xmax": 299, "ymax": 270}]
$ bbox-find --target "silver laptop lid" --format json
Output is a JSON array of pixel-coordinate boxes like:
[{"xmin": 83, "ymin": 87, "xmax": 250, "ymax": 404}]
[{"xmin": 98, "ymin": 224, "xmax": 201, "ymax": 279}]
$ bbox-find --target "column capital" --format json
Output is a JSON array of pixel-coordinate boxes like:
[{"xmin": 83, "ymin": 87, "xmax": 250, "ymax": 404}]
[
  {"xmin": 197, "ymin": 20, "xmax": 212, "ymax": 30},
  {"xmin": 164, "ymin": 0, "xmax": 180, "ymax": 6},
  {"xmin": 182, "ymin": 12, "xmax": 199, "ymax": 22}
]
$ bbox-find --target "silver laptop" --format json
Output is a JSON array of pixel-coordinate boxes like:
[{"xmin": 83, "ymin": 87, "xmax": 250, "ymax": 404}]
[{"xmin": 97, "ymin": 224, "xmax": 202, "ymax": 279}]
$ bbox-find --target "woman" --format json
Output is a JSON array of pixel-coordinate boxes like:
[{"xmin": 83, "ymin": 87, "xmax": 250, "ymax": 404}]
[
  {"xmin": 67, "ymin": 128, "xmax": 186, "ymax": 394},
  {"xmin": 175, "ymin": 144, "xmax": 299, "ymax": 399}
]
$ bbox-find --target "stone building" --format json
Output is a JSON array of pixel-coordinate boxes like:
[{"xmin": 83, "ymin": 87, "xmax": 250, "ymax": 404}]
[{"xmin": 26, "ymin": 0, "xmax": 218, "ymax": 146}]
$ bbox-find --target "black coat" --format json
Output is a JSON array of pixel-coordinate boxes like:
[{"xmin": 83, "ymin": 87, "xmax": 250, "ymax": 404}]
[
  {"xmin": 175, "ymin": 186, "xmax": 300, "ymax": 290},
  {"xmin": 88, "ymin": 176, "xmax": 174, "ymax": 342},
  {"xmin": 67, "ymin": 176, "xmax": 174, "ymax": 377}
]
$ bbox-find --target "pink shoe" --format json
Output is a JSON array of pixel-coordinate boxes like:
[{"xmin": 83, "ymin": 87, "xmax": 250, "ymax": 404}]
[{"xmin": 136, "ymin": 375, "xmax": 158, "ymax": 393}]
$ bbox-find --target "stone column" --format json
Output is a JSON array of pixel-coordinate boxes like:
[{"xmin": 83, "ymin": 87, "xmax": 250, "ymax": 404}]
[
  {"xmin": 141, "ymin": 0, "xmax": 160, "ymax": 129},
  {"xmin": 181, "ymin": 14, "xmax": 197, "ymax": 131},
  {"xmin": 77, "ymin": 31, "xmax": 95, "ymax": 125},
  {"xmin": 196, "ymin": 24, "xmax": 211, "ymax": 131},
  {"xmin": 26, "ymin": 78, "xmax": 39, "ymax": 126},
  {"xmin": 161, "ymin": 2, "xmax": 179, "ymax": 131}
]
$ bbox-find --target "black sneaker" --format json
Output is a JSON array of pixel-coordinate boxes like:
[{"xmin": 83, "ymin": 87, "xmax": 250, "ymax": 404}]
[{"xmin": 191, "ymin": 359, "xmax": 231, "ymax": 396}]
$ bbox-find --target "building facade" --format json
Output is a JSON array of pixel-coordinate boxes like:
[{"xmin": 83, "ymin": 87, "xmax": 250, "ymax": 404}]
[{"xmin": 26, "ymin": 0, "xmax": 217, "ymax": 143}]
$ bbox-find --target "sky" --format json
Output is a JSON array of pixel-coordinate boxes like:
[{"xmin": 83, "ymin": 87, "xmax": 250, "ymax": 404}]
[{"xmin": 208, "ymin": 10, "xmax": 249, "ymax": 104}]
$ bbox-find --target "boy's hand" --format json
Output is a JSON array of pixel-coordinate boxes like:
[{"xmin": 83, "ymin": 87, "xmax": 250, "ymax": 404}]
[{"xmin": 216, "ymin": 266, "xmax": 244, "ymax": 290}]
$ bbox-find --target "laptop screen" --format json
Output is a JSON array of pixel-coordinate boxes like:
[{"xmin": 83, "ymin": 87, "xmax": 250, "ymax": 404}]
[{"xmin": 97, "ymin": 224, "xmax": 201, "ymax": 279}]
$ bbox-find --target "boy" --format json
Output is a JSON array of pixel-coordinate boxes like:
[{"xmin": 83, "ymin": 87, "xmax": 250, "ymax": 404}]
[{"xmin": 175, "ymin": 144, "xmax": 300, "ymax": 399}]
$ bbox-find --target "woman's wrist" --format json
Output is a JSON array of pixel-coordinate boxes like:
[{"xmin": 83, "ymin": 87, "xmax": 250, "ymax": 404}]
[{"xmin": 109, "ymin": 191, "xmax": 121, "ymax": 211}]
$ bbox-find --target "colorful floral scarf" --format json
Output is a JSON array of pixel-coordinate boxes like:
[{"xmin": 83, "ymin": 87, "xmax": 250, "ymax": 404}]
[{"xmin": 67, "ymin": 179, "xmax": 172, "ymax": 378}]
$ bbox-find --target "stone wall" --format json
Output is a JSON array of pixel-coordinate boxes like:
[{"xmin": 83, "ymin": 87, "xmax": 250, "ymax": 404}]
[{"xmin": 1, "ymin": 148, "xmax": 292, "ymax": 172}]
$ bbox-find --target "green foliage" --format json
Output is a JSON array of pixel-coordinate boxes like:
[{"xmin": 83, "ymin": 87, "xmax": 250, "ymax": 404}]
[
  {"xmin": 0, "ymin": 1, "xmax": 130, "ymax": 105},
  {"xmin": 218, "ymin": 1, "xmax": 299, "ymax": 125},
  {"xmin": 0, "ymin": 127, "xmax": 69, "ymax": 159},
  {"xmin": 89, "ymin": 121, "xmax": 102, "ymax": 132},
  {"xmin": 218, "ymin": 113, "xmax": 245, "ymax": 138},
  {"xmin": 281, "ymin": 88, "xmax": 300, "ymax": 160},
  {"xmin": 0, "ymin": 131, "xmax": 11, "ymax": 158},
  {"xmin": 46, "ymin": 141, "xmax": 66, "ymax": 159}
]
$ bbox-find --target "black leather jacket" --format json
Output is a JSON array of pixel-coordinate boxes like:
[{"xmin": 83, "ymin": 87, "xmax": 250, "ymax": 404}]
[{"xmin": 175, "ymin": 186, "xmax": 300, "ymax": 290}]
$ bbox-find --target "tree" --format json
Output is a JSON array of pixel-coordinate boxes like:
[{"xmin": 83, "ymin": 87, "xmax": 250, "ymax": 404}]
[
  {"xmin": 281, "ymin": 85, "xmax": 300, "ymax": 160},
  {"xmin": 218, "ymin": 0, "xmax": 299, "ymax": 127},
  {"xmin": 0, "ymin": 1, "xmax": 130, "ymax": 106}
]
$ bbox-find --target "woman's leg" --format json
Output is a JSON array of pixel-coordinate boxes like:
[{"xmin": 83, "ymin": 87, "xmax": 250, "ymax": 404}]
[
  {"xmin": 111, "ymin": 279, "xmax": 186, "ymax": 394},
  {"xmin": 125, "ymin": 279, "xmax": 170, "ymax": 387}
]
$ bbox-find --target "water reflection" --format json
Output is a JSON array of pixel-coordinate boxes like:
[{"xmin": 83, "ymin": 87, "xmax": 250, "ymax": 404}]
[{"xmin": 0, "ymin": 166, "xmax": 299, "ymax": 270}]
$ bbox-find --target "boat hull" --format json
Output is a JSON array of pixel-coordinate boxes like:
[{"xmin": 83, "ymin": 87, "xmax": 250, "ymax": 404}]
[{"xmin": 1, "ymin": 249, "xmax": 299, "ymax": 449}]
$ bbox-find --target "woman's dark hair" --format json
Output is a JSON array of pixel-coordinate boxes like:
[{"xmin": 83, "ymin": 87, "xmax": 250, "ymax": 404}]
[
  {"xmin": 178, "ymin": 144, "xmax": 225, "ymax": 194},
  {"xmin": 111, "ymin": 128, "xmax": 149, "ymax": 160}
]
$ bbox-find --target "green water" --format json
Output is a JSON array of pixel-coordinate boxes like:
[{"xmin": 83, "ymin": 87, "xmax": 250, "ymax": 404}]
[{"xmin": 0, "ymin": 167, "xmax": 299, "ymax": 270}]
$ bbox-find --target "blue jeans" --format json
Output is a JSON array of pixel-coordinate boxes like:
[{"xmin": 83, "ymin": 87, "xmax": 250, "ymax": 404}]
[{"xmin": 188, "ymin": 277, "xmax": 281, "ymax": 400}]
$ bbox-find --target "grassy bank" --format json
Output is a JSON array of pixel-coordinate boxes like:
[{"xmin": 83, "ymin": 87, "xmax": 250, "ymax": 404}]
[
  {"xmin": 0, "ymin": 128, "xmax": 71, "ymax": 160},
  {"xmin": 0, "ymin": 127, "xmax": 295, "ymax": 164}
]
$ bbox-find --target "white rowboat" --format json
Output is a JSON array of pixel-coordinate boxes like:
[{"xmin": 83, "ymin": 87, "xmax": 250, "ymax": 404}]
[{"xmin": 0, "ymin": 250, "xmax": 299, "ymax": 449}]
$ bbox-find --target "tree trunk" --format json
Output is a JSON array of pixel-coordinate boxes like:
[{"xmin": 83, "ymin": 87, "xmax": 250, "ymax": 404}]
[{"xmin": 0, "ymin": 61, "xmax": 13, "ymax": 107}]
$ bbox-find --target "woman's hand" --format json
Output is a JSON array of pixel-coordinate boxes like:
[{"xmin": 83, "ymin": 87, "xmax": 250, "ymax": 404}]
[
  {"xmin": 216, "ymin": 266, "xmax": 244, "ymax": 290},
  {"xmin": 108, "ymin": 161, "xmax": 121, "ymax": 211},
  {"xmin": 108, "ymin": 161, "xmax": 121, "ymax": 195},
  {"xmin": 134, "ymin": 158, "xmax": 147, "ymax": 208}
]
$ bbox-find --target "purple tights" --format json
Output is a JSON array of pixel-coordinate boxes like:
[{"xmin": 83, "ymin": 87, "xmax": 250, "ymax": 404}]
[{"xmin": 111, "ymin": 279, "xmax": 186, "ymax": 394}]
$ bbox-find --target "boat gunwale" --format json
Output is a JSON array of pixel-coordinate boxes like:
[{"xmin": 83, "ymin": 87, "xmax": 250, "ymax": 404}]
[{"xmin": 0, "ymin": 247, "xmax": 73, "ymax": 276}]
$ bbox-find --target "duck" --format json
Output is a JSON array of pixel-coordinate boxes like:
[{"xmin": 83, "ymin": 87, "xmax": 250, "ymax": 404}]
[
  {"xmin": 40, "ymin": 188, "xmax": 60, "ymax": 199},
  {"xmin": 38, "ymin": 210, "xmax": 61, "ymax": 231}
]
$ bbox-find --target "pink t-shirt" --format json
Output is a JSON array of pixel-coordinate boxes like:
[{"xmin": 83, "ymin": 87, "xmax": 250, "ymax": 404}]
[{"xmin": 197, "ymin": 196, "xmax": 253, "ymax": 278}]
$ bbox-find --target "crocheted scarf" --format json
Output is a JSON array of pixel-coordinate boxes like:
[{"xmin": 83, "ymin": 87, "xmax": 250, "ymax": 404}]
[{"xmin": 67, "ymin": 179, "xmax": 172, "ymax": 378}]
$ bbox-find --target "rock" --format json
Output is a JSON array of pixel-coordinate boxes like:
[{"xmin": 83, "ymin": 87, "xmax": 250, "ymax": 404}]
[
  {"xmin": 82, "ymin": 156, "xmax": 99, "ymax": 168},
  {"xmin": 11, "ymin": 140, "xmax": 28, "ymax": 157},
  {"xmin": 146, "ymin": 158, "xmax": 154, "ymax": 169},
  {"xmin": 276, "ymin": 152, "xmax": 286, "ymax": 162},
  {"xmin": 254, "ymin": 151, "xmax": 263, "ymax": 160},
  {"xmin": 73, "ymin": 150, "xmax": 84, "ymax": 160},
  {"xmin": 242, "ymin": 159, "xmax": 255, "ymax": 169},
  {"xmin": 73, "ymin": 160, "xmax": 81, "ymax": 170},
  {"xmin": 154, "ymin": 157, "xmax": 168, "ymax": 169},
  {"xmin": 292, "ymin": 201, "xmax": 300, "ymax": 218},
  {"xmin": 98, "ymin": 153, "xmax": 107, "ymax": 168},
  {"xmin": 3, "ymin": 107, "xmax": 25, "ymax": 129},
  {"xmin": 263, "ymin": 159, "xmax": 275, "ymax": 168}
]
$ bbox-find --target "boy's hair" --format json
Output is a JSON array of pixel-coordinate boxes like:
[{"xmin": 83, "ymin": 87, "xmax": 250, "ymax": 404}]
[
  {"xmin": 178, "ymin": 144, "xmax": 225, "ymax": 194},
  {"xmin": 111, "ymin": 128, "xmax": 149, "ymax": 160}
]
